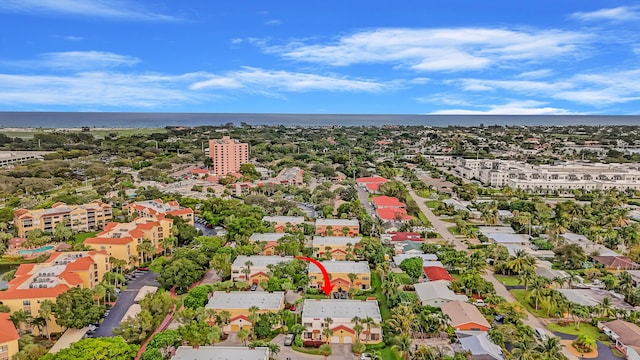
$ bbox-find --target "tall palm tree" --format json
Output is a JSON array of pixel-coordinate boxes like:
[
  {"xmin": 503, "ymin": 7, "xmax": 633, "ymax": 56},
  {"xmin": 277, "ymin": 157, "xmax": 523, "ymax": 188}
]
[
  {"xmin": 248, "ymin": 306, "xmax": 260, "ymax": 339},
  {"xmin": 535, "ymin": 336, "xmax": 564, "ymax": 360},
  {"xmin": 243, "ymin": 260, "xmax": 254, "ymax": 282},
  {"xmin": 363, "ymin": 316, "xmax": 378, "ymax": 343},
  {"xmin": 39, "ymin": 299, "xmax": 54, "ymax": 340},
  {"xmin": 511, "ymin": 338, "xmax": 540, "ymax": 360},
  {"xmin": 391, "ymin": 333, "xmax": 412, "ymax": 360},
  {"xmin": 347, "ymin": 273, "xmax": 357, "ymax": 289},
  {"xmin": 9, "ymin": 310, "xmax": 29, "ymax": 336},
  {"xmin": 322, "ymin": 327, "xmax": 333, "ymax": 344}
]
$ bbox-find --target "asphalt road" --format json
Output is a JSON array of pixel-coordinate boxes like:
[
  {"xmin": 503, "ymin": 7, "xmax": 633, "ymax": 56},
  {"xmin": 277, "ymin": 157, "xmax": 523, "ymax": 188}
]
[
  {"xmin": 356, "ymin": 185, "xmax": 374, "ymax": 217},
  {"xmin": 554, "ymin": 332, "xmax": 622, "ymax": 360},
  {"xmin": 272, "ymin": 334, "xmax": 357, "ymax": 360},
  {"xmin": 93, "ymin": 271, "xmax": 159, "ymax": 338}
]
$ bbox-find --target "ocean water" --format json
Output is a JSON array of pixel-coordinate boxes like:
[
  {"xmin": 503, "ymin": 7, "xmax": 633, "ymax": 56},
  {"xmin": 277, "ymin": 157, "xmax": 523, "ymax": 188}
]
[{"xmin": 1, "ymin": 112, "xmax": 640, "ymax": 128}]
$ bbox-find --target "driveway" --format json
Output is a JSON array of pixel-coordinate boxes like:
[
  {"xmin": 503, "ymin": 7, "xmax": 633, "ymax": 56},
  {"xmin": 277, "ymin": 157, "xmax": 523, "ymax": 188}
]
[
  {"xmin": 553, "ymin": 332, "xmax": 622, "ymax": 360},
  {"xmin": 93, "ymin": 271, "xmax": 159, "ymax": 337}
]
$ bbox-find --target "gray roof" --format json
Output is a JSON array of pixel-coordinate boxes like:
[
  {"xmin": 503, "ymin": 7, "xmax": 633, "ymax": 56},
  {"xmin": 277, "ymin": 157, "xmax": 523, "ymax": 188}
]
[
  {"xmin": 249, "ymin": 233, "xmax": 287, "ymax": 242},
  {"xmin": 556, "ymin": 289, "xmax": 599, "ymax": 306},
  {"xmin": 206, "ymin": 291, "xmax": 284, "ymax": 310},
  {"xmin": 484, "ymin": 232, "xmax": 529, "ymax": 244},
  {"xmin": 535, "ymin": 267, "xmax": 568, "ymax": 280},
  {"xmin": 172, "ymin": 346, "xmax": 269, "ymax": 360},
  {"xmin": 393, "ymin": 253, "xmax": 438, "ymax": 266},
  {"xmin": 316, "ymin": 218, "xmax": 359, "ymax": 227},
  {"xmin": 414, "ymin": 280, "xmax": 468, "ymax": 303},
  {"xmin": 262, "ymin": 216, "xmax": 305, "ymax": 224},
  {"xmin": 232, "ymin": 255, "xmax": 293, "ymax": 268},
  {"xmin": 313, "ymin": 236, "xmax": 362, "ymax": 247},
  {"xmin": 309, "ymin": 261, "xmax": 370, "ymax": 274},
  {"xmin": 302, "ymin": 299, "xmax": 381, "ymax": 321},
  {"xmin": 478, "ymin": 226, "xmax": 515, "ymax": 235},
  {"xmin": 457, "ymin": 331, "xmax": 504, "ymax": 360}
]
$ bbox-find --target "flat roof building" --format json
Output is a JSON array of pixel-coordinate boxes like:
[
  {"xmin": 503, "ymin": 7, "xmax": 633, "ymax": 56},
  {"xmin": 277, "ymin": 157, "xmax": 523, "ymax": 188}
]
[{"xmin": 208, "ymin": 136, "xmax": 249, "ymax": 176}]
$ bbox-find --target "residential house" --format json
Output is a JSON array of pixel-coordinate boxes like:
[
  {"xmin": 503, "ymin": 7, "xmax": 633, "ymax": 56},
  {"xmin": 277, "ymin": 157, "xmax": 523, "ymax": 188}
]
[
  {"xmin": 356, "ymin": 176, "xmax": 388, "ymax": 193},
  {"xmin": 591, "ymin": 256, "xmax": 640, "ymax": 271},
  {"xmin": 423, "ymin": 263, "xmax": 453, "ymax": 282},
  {"xmin": 414, "ymin": 280, "xmax": 468, "ymax": 307},
  {"xmin": 262, "ymin": 216, "xmax": 305, "ymax": 233},
  {"xmin": 0, "ymin": 313, "xmax": 19, "ymax": 360},
  {"xmin": 315, "ymin": 219, "xmax": 359, "ymax": 237},
  {"xmin": 124, "ymin": 199, "xmax": 194, "ymax": 226},
  {"xmin": 302, "ymin": 299, "xmax": 383, "ymax": 344},
  {"xmin": 308, "ymin": 261, "xmax": 371, "ymax": 293},
  {"xmin": 0, "ymin": 251, "xmax": 110, "ymax": 335},
  {"xmin": 456, "ymin": 331, "xmax": 504, "ymax": 360},
  {"xmin": 248, "ymin": 233, "xmax": 287, "ymax": 256},
  {"xmin": 441, "ymin": 301, "xmax": 491, "ymax": 331},
  {"xmin": 231, "ymin": 256, "xmax": 293, "ymax": 283},
  {"xmin": 392, "ymin": 254, "xmax": 438, "ymax": 267},
  {"xmin": 14, "ymin": 200, "xmax": 112, "ymax": 237},
  {"xmin": 312, "ymin": 236, "xmax": 362, "ymax": 260},
  {"xmin": 478, "ymin": 227, "xmax": 530, "ymax": 245},
  {"xmin": 601, "ymin": 320, "xmax": 640, "ymax": 360},
  {"xmin": 172, "ymin": 346, "xmax": 269, "ymax": 360},
  {"xmin": 205, "ymin": 291, "xmax": 285, "ymax": 333},
  {"xmin": 84, "ymin": 217, "xmax": 173, "ymax": 267}
]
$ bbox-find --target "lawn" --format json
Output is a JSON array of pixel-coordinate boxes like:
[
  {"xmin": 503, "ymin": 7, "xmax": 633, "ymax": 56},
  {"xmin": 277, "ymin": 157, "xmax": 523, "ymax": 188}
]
[
  {"xmin": 371, "ymin": 272, "xmax": 391, "ymax": 320},
  {"xmin": 418, "ymin": 211, "xmax": 432, "ymax": 227},
  {"xmin": 547, "ymin": 322, "xmax": 609, "ymax": 343},
  {"xmin": 494, "ymin": 274, "xmax": 521, "ymax": 286},
  {"xmin": 397, "ymin": 273, "xmax": 414, "ymax": 285},
  {"xmin": 377, "ymin": 347, "xmax": 402, "ymax": 360},
  {"xmin": 74, "ymin": 231, "xmax": 98, "ymax": 244},
  {"xmin": 510, "ymin": 289, "xmax": 548, "ymax": 318},
  {"xmin": 425, "ymin": 200, "xmax": 441, "ymax": 209},
  {"xmin": 416, "ymin": 190, "xmax": 432, "ymax": 198},
  {"xmin": 448, "ymin": 226, "xmax": 461, "ymax": 235}
]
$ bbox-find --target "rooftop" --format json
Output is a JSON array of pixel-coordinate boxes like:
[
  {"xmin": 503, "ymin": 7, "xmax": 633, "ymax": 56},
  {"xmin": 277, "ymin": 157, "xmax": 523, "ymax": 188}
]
[
  {"xmin": 423, "ymin": 266, "xmax": 453, "ymax": 281},
  {"xmin": 262, "ymin": 216, "xmax": 305, "ymax": 224},
  {"xmin": 372, "ymin": 196, "xmax": 406, "ymax": 207},
  {"xmin": 302, "ymin": 299, "xmax": 381, "ymax": 321},
  {"xmin": 414, "ymin": 280, "xmax": 468, "ymax": 303},
  {"xmin": 313, "ymin": 236, "xmax": 362, "ymax": 247},
  {"xmin": 356, "ymin": 176, "xmax": 388, "ymax": 184},
  {"xmin": 557, "ymin": 288, "xmax": 634, "ymax": 310},
  {"xmin": 316, "ymin": 218, "xmax": 359, "ymax": 227},
  {"xmin": 232, "ymin": 255, "xmax": 293, "ymax": 268},
  {"xmin": 393, "ymin": 253, "xmax": 438, "ymax": 266},
  {"xmin": 441, "ymin": 301, "xmax": 491, "ymax": 329},
  {"xmin": 309, "ymin": 261, "xmax": 370, "ymax": 274},
  {"xmin": 457, "ymin": 331, "xmax": 504, "ymax": 360},
  {"xmin": 172, "ymin": 346, "xmax": 269, "ymax": 360},
  {"xmin": 249, "ymin": 233, "xmax": 287, "ymax": 242},
  {"xmin": 603, "ymin": 320, "xmax": 640, "ymax": 350},
  {"xmin": 376, "ymin": 208, "xmax": 413, "ymax": 221},
  {"xmin": 206, "ymin": 291, "xmax": 285, "ymax": 310},
  {"xmin": 0, "ymin": 312, "xmax": 19, "ymax": 344}
]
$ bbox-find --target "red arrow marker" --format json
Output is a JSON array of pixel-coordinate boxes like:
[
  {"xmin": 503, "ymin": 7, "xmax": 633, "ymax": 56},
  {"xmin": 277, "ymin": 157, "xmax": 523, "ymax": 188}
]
[{"xmin": 294, "ymin": 256, "xmax": 335, "ymax": 296}]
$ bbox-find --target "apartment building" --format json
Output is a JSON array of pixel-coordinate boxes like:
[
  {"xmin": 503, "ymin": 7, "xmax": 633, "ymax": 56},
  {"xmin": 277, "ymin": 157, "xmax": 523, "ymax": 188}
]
[
  {"xmin": 124, "ymin": 199, "xmax": 194, "ymax": 226},
  {"xmin": 0, "ymin": 151, "xmax": 48, "ymax": 168},
  {"xmin": 262, "ymin": 216, "xmax": 305, "ymax": 233},
  {"xmin": 0, "ymin": 313, "xmax": 19, "ymax": 360},
  {"xmin": 301, "ymin": 299, "xmax": 383, "ymax": 344},
  {"xmin": 312, "ymin": 236, "xmax": 362, "ymax": 260},
  {"xmin": 452, "ymin": 158, "xmax": 640, "ymax": 191},
  {"xmin": 173, "ymin": 346, "xmax": 269, "ymax": 360},
  {"xmin": 315, "ymin": 219, "xmax": 359, "ymax": 237},
  {"xmin": 248, "ymin": 233, "xmax": 286, "ymax": 256},
  {"xmin": 204, "ymin": 291, "xmax": 285, "ymax": 332},
  {"xmin": 308, "ymin": 261, "xmax": 371, "ymax": 293},
  {"xmin": 0, "ymin": 251, "xmax": 109, "ymax": 335},
  {"xmin": 84, "ymin": 218, "xmax": 173, "ymax": 267},
  {"xmin": 231, "ymin": 255, "xmax": 293, "ymax": 283},
  {"xmin": 208, "ymin": 136, "xmax": 249, "ymax": 176},
  {"xmin": 14, "ymin": 200, "xmax": 112, "ymax": 237}
]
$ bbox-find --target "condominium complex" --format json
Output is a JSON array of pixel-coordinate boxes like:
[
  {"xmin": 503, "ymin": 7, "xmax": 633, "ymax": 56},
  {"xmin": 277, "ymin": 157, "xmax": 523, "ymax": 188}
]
[
  {"xmin": 450, "ymin": 158, "xmax": 640, "ymax": 191},
  {"xmin": 231, "ymin": 255, "xmax": 293, "ymax": 283},
  {"xmin": 308, "ymin": 261, "xmax": 371, "ymax": 293},
  {"xmin": 0, "ymin": 251, "xmax": 109, "ymax": 335},
  {"xmin": 0, "ymin": 313, "xmax": 19, "ymax": 360},
  {"xmin": 14, "ymin": 200, "xmax": 112, "ymax": 237},
  {"xmin": 208, "ymin": 136, "xmax": 249, "ymax": 176},
  {"xmin": 124, "ymin": 199, "xmax": 194, "ymax": 225},
  {"xmin": 301, "ymin": 299, "xmax": 383, "ymax": 344},
  {"xmin": 312, "ymin": 236, "xmax": 362, "ymax": 260},
  {"xmin": 205, "ymin": 291, "xmax": 285, "ymax": 332},
  {"xmin": 315, "ymin": 219, "xmax": 360, "ymax": 236},
  {"xmin": 84, "ymin": 217, "xmax": 173, "ymax": 267}
]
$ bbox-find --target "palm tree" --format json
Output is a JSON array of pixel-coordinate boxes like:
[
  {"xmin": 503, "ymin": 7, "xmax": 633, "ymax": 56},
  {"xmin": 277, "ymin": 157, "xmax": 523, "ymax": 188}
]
[
  {"xmin": 248, "ymin": 306, "xmax": 260, "ymax": 339},
  {"xmin": 506, "ymin": 250, "xmax": 534, "ymax": 275},
  {"xmin": 363, "ymin": 316, "xmax": 378, "ymax": 343},
  {"xmin": 347, "ymin": 273, "xmax": 357, "ymax": 289},
  {"xmin": 9, "ymin": 310, "xmax": 29, "ymax": 336},
  {"xmin": 569, "ymin": 304, "xmax": 590, "ymax": 330},
  {"xmin": 92, "ymin": 283, "xmax": 107, "ymax": 306},
  {"xmin": 39, "ymin": 299, "xmax": 54, "ymax": 340},
  {"xmin": 535, "ymin": 336, "xmax": 564, "ymax": 360},
  {"xmin": 217, "ymin": 310, "xmax": 231, "ymax": 327},
  {"xmin": 392, "ymin": 333, "xmax": 412, "ymax": 360},
  {"xmin": 518, "ymin": 268, "xmax": 536, "ymax": 291},
  {"xmin": 237, "ymin": 328, "xmax": 250, "ymax": 346},
  {"xmin": 322, "ymin": 327, "xmax": 333, "ymax": 344},
  {"xmin": 243, "ymin": 260, "xmax": 254, "ymax": 282},
  {"xmin": 375, "ymin": 262, "xmax": 389, "ymax": 282},
  {"xmin": 597, "ymin": 296, "xmax": 616, "ymax": 318},
  {"xmin": 528, "ymin": 277, "xmax": 548, "ymax": 311},
  {"xmin": 511, "ymin": 338, "xmax": 539, "ymax": 360}
]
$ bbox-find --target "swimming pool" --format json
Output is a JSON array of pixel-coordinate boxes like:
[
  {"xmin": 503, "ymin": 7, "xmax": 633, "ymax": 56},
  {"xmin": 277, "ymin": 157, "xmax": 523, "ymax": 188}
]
[{"xmin": 17, "ymin": 245, "xmax": 55, "ymax": 255}]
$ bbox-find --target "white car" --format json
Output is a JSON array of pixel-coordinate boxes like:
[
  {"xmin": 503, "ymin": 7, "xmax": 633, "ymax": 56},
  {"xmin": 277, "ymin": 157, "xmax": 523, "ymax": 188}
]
[{"xmin": 361, "ymin": 354, "xmax": 372, "ymax": 360}]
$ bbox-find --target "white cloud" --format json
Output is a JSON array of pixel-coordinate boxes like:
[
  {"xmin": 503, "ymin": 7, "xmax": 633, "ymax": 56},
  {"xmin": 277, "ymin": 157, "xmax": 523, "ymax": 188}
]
[
  {"xmin": 41, "ymin": 51, "xmax": 140, "ymax": 69},
  {"xmin": 190, "ymin": 67, "xmax": 388, "ymax": 93},
  {"xmin": 264, "ymin": 27, "xmax": 589, "ymax": 72},
  {"xmin": 0, "ymin": 0, "xmax": 180, "ymax": 21},
  {"xmin": 571, "ymin": 6, "xmax": 640, "ymax": 22},
  {"xmin": 432, "ymin": 100, "xmax": 576, "ymax": 115},
  {"xmin": 416, "ymin": 94, "xmax": 471, "ymax": 106},
  {"xmin": 265, "ymin": 19, "xmax": 282, "ymax": 26},
  {"xmin": 50, "ymin": 34, "xmax": 83, "ymax": 41},
  {"xmin": 0, "ymin": 71, "xmax": 208, "ymax": 108},
  {"xmin": 516, "ymin": 69, "xmax": 553, "ymax": 79}
]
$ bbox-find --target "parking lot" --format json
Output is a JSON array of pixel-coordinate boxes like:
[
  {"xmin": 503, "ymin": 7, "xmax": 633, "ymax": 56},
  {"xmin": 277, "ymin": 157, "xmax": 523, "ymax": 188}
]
[{"xmin": 92, "ymin": 270, "xmax": 159, "ymax": 338}]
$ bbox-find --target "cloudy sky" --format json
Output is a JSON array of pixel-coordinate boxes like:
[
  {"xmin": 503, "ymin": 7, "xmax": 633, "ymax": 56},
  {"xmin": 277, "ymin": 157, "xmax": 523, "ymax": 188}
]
[{"xmin": 1, "ymin": 0, "xmax": 640, "ymax": 114}]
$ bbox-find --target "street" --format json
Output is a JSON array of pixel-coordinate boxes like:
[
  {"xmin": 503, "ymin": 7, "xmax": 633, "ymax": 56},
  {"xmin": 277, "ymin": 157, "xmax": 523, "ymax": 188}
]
[
  {"xmin": 93, "ymin": 271, "xmax": 159, "ymax": 338},
  {"xmin": 356, "ymin": 185, "xmax": 374, "ymax": 217}
]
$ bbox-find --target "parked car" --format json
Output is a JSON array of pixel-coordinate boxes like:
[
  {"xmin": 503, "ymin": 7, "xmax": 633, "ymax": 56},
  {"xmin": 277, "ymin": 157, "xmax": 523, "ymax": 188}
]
[
  {"xmin": 250, "ymin": 283, "xmax": 258, "ymax": 291},
  {"xmin": 289, "ymin": 304, "xmax": 296, "ymax": 311},
  {"xmin": 361, "ymin": 354, "xmax": 372, "ymax": 360},
  {"xmin": 494, "ymin": 314, "xmax": 504, "ymax": 323},
  {"xmin": 474, "ymin": 299, "xmax": 487, "ymax": 307},
  {"xmin": 137, "ymin": 267, "xmax": 149, "ymax": 271},
  {"xmin": 535, "ymin": 328, "xmax": 548, "ymax": 341},
  {"xmin": 284, "ymin": 334, "xmax": 294, "ymax": 346}
]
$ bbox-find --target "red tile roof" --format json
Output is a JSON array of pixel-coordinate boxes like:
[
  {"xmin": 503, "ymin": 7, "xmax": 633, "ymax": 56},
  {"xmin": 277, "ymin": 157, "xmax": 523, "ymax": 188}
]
[
  {"xmin": 423, "ymin": 266, "xmax": 453, "ymax": 281},
  {"xmin": 356, "ymin": 177, "xmax": 388, "ymax": 184},
  {"xmin": 0, "ymin": 284, "xmax": 70, "ymax": 300},
  {"xmin": 389, "ymin": 232, "xmax": 423, "ymax": 241},
  {"xmin": 65, "ymin": 256, "xmax": 94, "ymax": 271},
  {"xmin": 591, "ymin": 256, "xmax": 640, "ymax": 270},
  {"xmin": 0, "ymin": 313, "xmax": 20, "ymax": 344},
  {"xmin": 376, "ymin": 208, "xmax": 413, "ymax": 221},
  {"xmin": 365, "ymin": 183, "xmax": 381, "ymax": 192},
  {"xmin": 372, "ymin": 196, "xmax": 406, "ymax": 208}
]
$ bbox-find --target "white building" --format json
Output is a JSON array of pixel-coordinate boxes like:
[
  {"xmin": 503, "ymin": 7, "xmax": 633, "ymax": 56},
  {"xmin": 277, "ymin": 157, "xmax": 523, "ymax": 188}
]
[
  {"xmin": 231, "ymin": 255, "xmax": 293, "ymax": 282},
  {"xmin": 414, "ymin": 280, "xmax": 468, "ymax": 307},
  {"xmin": 301, "ymin": 299, "xmax": 382, "ymax": 344}
]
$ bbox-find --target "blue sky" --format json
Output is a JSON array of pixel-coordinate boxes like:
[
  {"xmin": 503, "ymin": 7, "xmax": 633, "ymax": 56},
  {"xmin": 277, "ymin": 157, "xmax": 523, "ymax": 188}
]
[{"xmin": 1, "ymin": 0, "xmax": 640, "ymax": 114}]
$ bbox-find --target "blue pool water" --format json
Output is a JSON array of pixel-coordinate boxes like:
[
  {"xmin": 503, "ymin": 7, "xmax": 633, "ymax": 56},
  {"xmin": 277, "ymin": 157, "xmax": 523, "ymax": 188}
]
[{"xmin": 17, "ymin": 245, "xmax": 55, "ymax": 255}]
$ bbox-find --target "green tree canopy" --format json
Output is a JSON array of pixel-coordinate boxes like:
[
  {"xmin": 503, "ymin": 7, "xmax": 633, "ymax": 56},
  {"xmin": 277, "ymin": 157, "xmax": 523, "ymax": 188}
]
[
  {"xmin": 53, "ymin": 288, "xmax": 104, "ymax": 329},
  {"xmin": 40, "ymin": 337, "xmax": 139, "ymax": 360}
]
